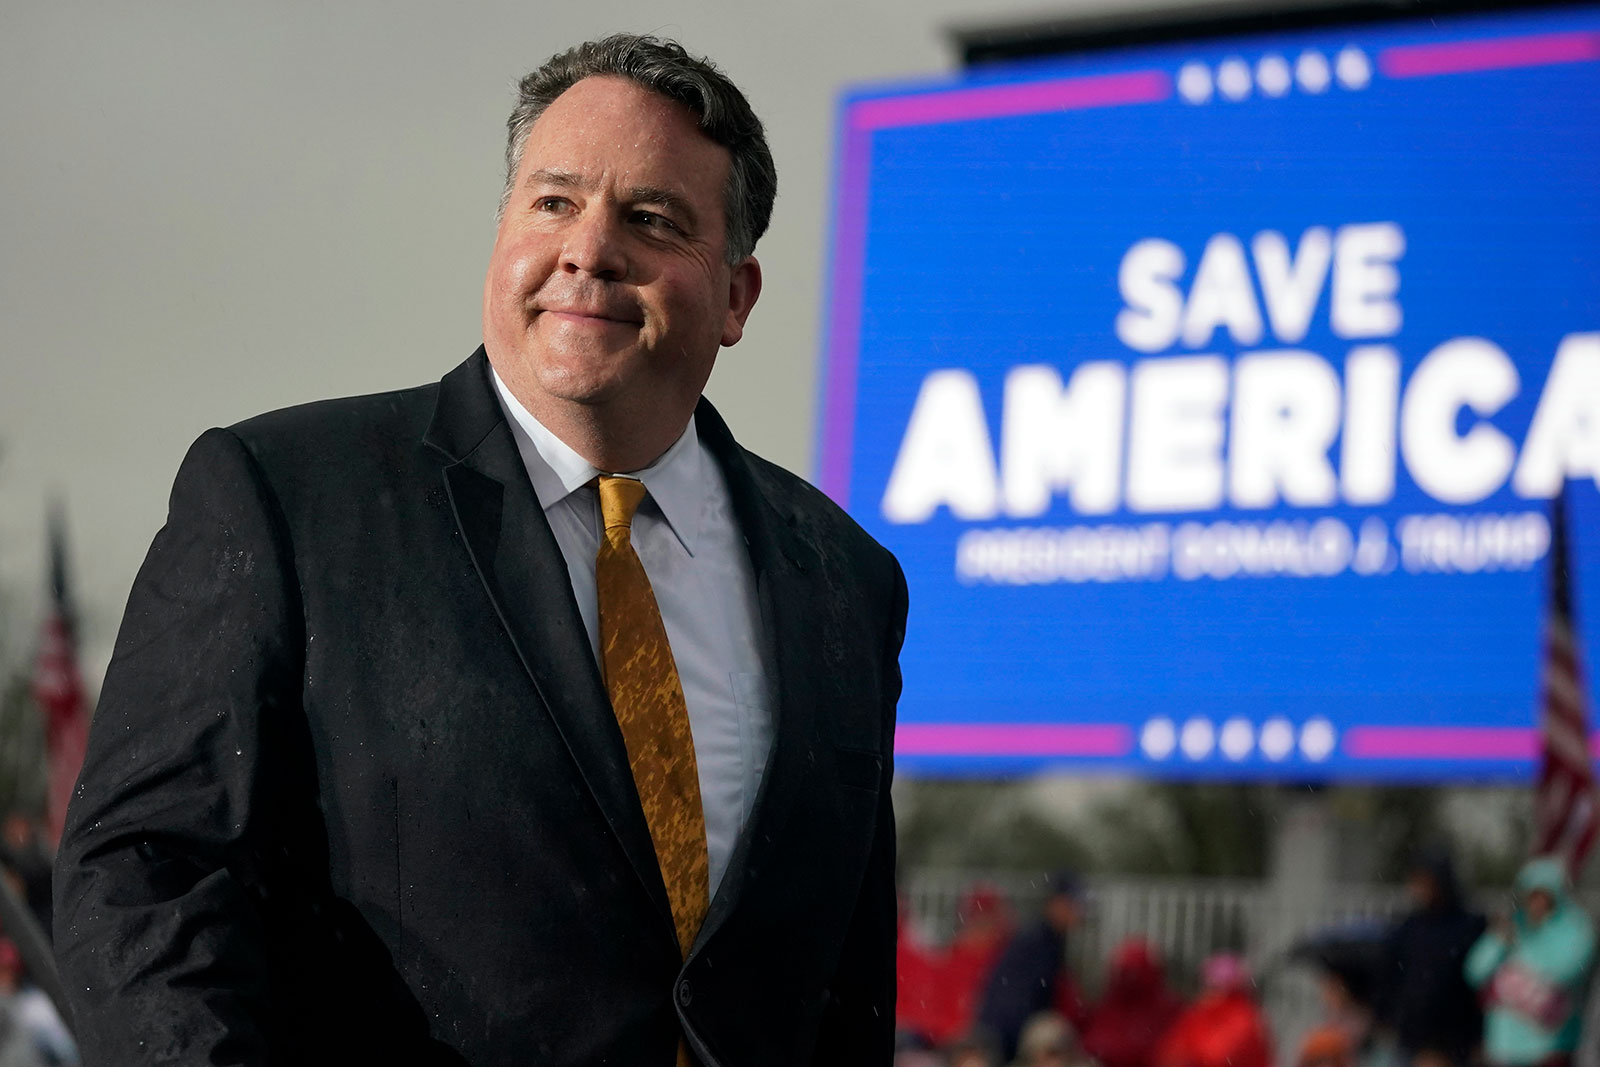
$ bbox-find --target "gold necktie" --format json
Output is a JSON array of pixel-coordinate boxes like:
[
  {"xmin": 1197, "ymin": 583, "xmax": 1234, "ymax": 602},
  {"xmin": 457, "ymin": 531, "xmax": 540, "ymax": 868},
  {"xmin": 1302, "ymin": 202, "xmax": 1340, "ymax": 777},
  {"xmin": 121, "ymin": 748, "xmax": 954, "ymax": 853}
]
[{"xmin": 595, "ymin": 475, "xmax": 710, "ymax": 968}]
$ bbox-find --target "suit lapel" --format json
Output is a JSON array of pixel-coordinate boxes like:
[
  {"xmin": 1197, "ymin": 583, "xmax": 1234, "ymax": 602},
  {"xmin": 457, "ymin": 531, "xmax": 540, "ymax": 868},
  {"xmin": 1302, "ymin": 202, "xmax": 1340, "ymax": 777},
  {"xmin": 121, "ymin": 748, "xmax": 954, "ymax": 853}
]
[
  {"xmin": 691, "ymin": 399, "xmax": 826, "ymax": 952},
  {"xmin": 424, "ymin": 350, "xmax": 675, "ymax": 936}
]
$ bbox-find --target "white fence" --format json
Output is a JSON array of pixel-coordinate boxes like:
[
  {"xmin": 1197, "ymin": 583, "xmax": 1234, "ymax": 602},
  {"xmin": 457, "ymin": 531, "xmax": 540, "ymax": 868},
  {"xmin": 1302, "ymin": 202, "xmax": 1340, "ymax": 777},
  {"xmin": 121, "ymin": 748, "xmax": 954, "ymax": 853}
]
[{"xmin": 904, "ymin": 868, "xmax": 1404, "ymax": 969}]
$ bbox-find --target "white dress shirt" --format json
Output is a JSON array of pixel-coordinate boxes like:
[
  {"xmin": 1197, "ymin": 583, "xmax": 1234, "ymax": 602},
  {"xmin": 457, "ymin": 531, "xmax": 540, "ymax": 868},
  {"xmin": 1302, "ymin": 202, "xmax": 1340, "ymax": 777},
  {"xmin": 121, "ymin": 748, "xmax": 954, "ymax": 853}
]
[{"xmin": 491, "ymin": 369, "xmax": 774, "ymax": 898}]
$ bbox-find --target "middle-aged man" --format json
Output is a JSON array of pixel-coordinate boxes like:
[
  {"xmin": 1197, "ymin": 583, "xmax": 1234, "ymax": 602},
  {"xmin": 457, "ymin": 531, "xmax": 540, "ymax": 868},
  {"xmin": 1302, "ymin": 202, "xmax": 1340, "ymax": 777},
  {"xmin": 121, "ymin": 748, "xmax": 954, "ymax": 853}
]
[{"xmin": 54, "ymin": 34, "xmax": 906, "ymax": 1067}]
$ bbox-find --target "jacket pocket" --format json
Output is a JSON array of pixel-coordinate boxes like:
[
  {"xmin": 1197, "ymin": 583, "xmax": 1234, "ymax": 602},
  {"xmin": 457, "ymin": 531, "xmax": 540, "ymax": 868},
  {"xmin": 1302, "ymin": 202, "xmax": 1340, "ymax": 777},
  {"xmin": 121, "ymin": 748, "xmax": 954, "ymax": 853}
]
[{"xmin": 833, "ymin": 744, "xmax": 882, "ymax": 792}]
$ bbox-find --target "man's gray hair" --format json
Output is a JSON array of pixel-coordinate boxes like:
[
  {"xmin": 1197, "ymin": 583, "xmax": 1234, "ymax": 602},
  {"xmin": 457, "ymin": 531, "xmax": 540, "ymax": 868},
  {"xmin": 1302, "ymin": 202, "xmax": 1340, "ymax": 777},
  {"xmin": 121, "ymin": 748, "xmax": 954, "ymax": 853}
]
[{"xmin": 501, "ymin": 34, "xmax": 776, "ymax": 265}]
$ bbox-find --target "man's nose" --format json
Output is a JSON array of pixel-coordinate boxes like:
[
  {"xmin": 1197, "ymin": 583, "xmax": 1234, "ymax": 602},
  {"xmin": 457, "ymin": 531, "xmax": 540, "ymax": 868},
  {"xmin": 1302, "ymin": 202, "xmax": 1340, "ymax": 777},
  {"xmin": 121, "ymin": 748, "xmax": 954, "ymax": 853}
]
[{"xmin": 561, "ymin": 208, "xmax": 627, "ymax": 280}]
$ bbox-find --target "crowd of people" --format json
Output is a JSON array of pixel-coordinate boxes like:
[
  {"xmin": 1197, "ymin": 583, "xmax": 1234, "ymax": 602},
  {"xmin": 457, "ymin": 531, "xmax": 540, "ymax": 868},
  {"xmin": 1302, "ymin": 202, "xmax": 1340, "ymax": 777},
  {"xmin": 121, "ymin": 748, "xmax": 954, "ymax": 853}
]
[
  {"xmin": 895, "ymin": 873, "xmax": 1272, "ymax": 1067},
  {"xmin": 895, "ymin": 853, "xmax": 1597, "ymax": 1067},
  {"xmin": 0, "ymin": 794, "xmax": 1593, "ymax": 1067}
]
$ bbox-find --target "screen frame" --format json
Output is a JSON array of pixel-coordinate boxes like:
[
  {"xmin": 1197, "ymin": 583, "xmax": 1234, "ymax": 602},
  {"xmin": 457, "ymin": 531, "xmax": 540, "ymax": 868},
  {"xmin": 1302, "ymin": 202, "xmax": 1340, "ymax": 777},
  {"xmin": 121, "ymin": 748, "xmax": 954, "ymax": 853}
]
[
  {"xmin": 825, "ymin": 1, "xmax": 1600, "ymax": 781},
  {"xmin": 952, "ymin": 0, "xmax": 1597, "ymax": 68}
]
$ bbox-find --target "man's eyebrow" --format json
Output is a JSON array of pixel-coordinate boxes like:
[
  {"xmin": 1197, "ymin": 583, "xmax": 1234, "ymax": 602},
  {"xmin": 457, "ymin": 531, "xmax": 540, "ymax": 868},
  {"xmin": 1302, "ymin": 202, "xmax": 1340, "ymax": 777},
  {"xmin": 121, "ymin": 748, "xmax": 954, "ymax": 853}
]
[
  {"xmin": 627, "ymin": 185, "xmax": 697, "ymax": 224},
  {"xmin": 524, "ymin": 167, "xmax": 587, "ymax": 191}
]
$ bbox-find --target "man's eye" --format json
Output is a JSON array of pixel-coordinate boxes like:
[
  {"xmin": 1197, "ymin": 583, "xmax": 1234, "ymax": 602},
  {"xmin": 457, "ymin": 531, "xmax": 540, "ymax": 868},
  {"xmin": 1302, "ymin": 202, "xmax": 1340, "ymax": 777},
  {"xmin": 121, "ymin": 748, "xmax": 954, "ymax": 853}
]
[
  {"xmin": 632, "ymin": 210, "xmax": 678, "ymax": 231},
  {"xmin": 534, "ymin": 196, "xmax": 570, "ymax": 213}
]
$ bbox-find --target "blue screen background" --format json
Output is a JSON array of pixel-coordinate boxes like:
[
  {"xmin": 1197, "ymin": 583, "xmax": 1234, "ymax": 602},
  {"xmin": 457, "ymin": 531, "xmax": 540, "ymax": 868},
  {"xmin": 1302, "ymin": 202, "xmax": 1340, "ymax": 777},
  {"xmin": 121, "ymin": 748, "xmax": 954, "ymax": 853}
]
[{"xmin": 826, "ymin": 7, "xmax": 1600, "ymax": 779}]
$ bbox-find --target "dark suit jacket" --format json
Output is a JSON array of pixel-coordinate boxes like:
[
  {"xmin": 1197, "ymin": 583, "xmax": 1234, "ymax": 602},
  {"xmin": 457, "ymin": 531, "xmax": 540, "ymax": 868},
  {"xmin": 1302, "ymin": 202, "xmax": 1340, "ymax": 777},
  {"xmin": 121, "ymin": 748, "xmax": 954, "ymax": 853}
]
[{"xmin": 53, "ymin": 348, "xmax": 907, "ymax": 1067}]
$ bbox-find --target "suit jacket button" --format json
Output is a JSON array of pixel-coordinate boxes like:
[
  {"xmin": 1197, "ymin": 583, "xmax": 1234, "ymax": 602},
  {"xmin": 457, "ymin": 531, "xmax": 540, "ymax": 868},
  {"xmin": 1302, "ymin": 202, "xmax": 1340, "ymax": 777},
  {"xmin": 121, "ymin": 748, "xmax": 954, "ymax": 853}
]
[{"xmin": 677, "ymin": 979, "xmax": 693, "ymax": 1007}]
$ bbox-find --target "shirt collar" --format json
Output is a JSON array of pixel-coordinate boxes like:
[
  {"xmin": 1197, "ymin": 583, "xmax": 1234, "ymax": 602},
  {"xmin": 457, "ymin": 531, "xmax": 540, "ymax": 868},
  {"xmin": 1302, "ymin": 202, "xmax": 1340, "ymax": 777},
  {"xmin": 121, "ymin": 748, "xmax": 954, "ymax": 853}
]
[{"xmin": 490, "ymin": 367, "xmax": 704, "ymax": 556}]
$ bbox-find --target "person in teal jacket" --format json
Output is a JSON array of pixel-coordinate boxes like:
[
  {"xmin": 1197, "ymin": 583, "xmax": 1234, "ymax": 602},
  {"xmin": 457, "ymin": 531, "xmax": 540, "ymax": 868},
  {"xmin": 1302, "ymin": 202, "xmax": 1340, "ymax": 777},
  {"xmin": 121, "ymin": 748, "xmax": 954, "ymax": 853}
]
[{"xmin": 1464, "ymin": 856, "xmax": 1596, "ymax": 1066}]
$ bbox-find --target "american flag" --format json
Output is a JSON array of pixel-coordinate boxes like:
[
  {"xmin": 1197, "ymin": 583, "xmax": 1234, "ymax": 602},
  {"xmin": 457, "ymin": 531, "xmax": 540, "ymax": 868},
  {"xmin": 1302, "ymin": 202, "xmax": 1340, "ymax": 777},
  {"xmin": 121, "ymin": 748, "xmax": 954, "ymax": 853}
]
[
  {"xmin": 32, "ymin": 505, "xmax": 90, "ymax": 846},
  {"xmin": 1532, "ymin": 489, "xmax": 1599, "ymax": 877}
]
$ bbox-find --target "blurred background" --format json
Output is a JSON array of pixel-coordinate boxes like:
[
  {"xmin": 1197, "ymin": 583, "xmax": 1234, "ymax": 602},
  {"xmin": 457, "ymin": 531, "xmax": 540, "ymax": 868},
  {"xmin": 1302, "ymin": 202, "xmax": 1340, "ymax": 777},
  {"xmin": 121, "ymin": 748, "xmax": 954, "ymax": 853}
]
[{"xmin": 3, "ymin": 1, "xmax": 1599, "ymax": 1066}]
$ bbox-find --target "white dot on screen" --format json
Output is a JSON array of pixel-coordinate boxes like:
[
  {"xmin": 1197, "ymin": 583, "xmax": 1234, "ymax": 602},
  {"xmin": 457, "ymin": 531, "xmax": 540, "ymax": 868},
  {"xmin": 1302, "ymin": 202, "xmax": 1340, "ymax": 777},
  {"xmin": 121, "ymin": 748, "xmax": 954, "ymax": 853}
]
[
  {"xmin": 1260, "ymin": 718, "xmax": 1295, "ymax": 761},
  {"xmin": 1217, "ymin": 58, "xmax": 1253, "ymax": 100},
  {"xmin": 1141, "ymin": 718, "xmax": 1177, "ymax": 760},
  {"xmin": 1296, "ymin": 51, "xmax": 1332, "ymax": 93},
  {"xmin": 1336, "ymin": 47, "xmax": 1372, "ymax": 89},
  {"xmin": 1180, "ymin": 717, "xmax": 1216, "ymax": 760},
  {"xmin": 1256, "ymin": 54, "xmax": 1292, "ymax": 97},
  {"xmin": 1300, "ymin": 718, "xmax": 1338, "ymax": 762},
  {"xmin": 1178, "ymin": 62, "xmax": 1214, "ymax": 104},
  {"xmin": 1220, "ymin": 718, "xmax": 1255, "ymax": 760}
]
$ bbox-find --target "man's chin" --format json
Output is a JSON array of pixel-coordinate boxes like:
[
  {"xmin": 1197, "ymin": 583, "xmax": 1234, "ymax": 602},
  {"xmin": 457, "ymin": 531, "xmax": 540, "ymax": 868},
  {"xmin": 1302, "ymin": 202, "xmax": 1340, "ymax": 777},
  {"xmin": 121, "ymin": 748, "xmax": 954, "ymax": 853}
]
[{"xmin": 532, "ymin": 366, "xmax": 632, "ymax": 410}]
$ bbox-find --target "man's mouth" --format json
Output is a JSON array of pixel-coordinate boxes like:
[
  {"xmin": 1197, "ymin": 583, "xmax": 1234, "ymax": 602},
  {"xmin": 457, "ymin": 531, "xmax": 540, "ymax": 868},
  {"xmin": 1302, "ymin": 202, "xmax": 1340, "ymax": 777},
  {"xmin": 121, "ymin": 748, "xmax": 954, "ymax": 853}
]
[{"xmin": 537, "ymin": 306, "xmax": 642, "ymax": 328}]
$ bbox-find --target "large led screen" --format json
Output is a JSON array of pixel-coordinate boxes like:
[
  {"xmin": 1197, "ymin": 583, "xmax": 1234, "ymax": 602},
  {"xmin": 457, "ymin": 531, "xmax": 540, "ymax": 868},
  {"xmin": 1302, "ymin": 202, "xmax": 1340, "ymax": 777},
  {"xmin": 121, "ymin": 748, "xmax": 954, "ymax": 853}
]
[{"xmin": 819, "ymin": 5, "xmax": 1600, "ymax": 779}]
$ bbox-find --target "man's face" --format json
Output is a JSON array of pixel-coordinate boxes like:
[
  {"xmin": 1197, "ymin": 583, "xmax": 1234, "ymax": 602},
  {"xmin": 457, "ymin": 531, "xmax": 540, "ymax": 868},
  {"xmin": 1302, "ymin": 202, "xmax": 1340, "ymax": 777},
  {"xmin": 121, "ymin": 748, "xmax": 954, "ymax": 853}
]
[
  {"xmin": 1045, "ymin": 894, "xmax": 1080, "ymax": 932},
  {"xmin": 1405, "ymin": 871, "xmax": 1438, "ymax": 909},
  {"xmin": 1524, "ymin": 888, "xmax": 1555, "ymax": 926},
  {"xmin": 483, "ymin": 75, "xmax": 761, "ymax": 440}
]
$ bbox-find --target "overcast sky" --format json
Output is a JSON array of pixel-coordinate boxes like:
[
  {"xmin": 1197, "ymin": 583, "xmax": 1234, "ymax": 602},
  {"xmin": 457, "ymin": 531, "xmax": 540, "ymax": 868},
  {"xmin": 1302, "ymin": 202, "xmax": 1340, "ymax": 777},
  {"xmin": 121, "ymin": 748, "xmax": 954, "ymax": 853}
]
[{"xmin": 2, "ymin": 0, "xmax": 1306, "ymax": 681}]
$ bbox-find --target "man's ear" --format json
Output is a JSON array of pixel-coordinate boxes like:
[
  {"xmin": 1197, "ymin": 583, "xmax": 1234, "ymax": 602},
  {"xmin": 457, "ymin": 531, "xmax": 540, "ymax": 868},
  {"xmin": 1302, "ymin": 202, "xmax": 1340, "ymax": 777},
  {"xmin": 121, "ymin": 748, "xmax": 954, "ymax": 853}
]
[{"xmin": 720, "ymin": 256, "xmax": 763, "ymax": 347}]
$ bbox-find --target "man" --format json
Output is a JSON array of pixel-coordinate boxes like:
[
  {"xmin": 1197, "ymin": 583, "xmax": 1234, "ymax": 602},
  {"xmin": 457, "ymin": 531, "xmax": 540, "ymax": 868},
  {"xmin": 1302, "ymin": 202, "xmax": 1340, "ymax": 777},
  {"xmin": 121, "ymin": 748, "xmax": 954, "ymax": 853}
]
[
  {"xmin": 977, "ymin": 872, "xmax": 1086, "ymax": 1062},
  {"xmin": 53, "ymin": 34, "xmax": 906, "ymax": 1067},
  {"xmin": 1375, "ymin": 846, "xmax": 1486, "ymax": 1067}
]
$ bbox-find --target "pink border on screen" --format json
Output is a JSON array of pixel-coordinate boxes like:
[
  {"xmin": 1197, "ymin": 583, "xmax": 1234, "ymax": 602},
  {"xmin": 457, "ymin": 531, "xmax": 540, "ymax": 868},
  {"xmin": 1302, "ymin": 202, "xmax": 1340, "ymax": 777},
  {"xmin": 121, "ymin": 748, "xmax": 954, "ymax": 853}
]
[
  {"xmin": 1379, "ymin": 30, "xmax": 1600, "ymax": 78},
  {"xmin": 849, "ymin": 69, "xmax": 1173, "ymax": 132},
  {"xmin": 816, "ymin": 69, "xmax": 1172, "ymax": 506},
  {"xmin": 896, "ymin": 723, "xmax": 1134, "ymax": 758},
  {"xmin": 818, "ymin": 124, "xmax": 873, "ymax": 508},
  {"xmin": 1339, "ymin": 726, "xmax": 1600, "ymax": 761}
]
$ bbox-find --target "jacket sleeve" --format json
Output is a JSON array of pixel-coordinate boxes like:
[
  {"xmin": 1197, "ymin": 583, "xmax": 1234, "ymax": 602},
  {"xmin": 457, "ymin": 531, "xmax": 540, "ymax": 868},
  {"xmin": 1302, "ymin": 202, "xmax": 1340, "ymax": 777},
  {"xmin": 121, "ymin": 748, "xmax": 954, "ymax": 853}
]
[
  {"xmin": 1464, "ymin": 929, "xmax": 1511, "ymax": 989},
  {"xmin": 53, "ymin": 428, "xmax": 302, "ymax": 1066},
  {"xmin": 811, "ymin": 558, "xmax": 907, "ymax": 1065},
  {"xmin": 1533, "ymin": 914, "xmax": 1597, "ymax": 988}
]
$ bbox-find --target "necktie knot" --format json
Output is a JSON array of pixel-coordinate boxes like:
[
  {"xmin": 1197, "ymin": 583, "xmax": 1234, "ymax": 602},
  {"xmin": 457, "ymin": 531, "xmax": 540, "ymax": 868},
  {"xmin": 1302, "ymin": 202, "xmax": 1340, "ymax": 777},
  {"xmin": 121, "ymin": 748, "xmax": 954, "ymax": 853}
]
[{"xmin": 597, "ymin": 475, "xmax": 648, "ymax": 540}]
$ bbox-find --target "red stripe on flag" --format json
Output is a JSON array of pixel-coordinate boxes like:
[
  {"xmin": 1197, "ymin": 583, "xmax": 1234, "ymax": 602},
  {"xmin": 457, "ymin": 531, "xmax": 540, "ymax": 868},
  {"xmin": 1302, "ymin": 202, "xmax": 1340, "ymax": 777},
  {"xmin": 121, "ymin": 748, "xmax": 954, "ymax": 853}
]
[
  {"xmin": 1533, "ymin": 493, "xmax": 1598, "ymax": 879},
  {"xmin": 32, "ymin": 512, "xmax": 92, "ymax": 847}
]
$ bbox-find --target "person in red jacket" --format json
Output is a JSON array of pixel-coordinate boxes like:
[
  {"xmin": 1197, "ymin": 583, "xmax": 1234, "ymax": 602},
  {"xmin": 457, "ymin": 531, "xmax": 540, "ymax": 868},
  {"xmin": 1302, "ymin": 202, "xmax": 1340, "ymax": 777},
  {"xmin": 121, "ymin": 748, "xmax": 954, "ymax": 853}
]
[
  {"xmin": 1082, "ymin": 939, "xmax": 1185, "ymax": 1067},
  {"xmin": 897, "ymin": 894, "xmax": 945, "ymax": 1045},
  {"xmin": 894, "ymin": 884, "xmax": 1014, "ymax": 1047},
  {"xmin": 934, "ymin": 884, "xmax": 1014, "ymax": 1045},
  {"xmin": 1156, "ymin": 953, "xmax": 1274, "ymax": 1067}
]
